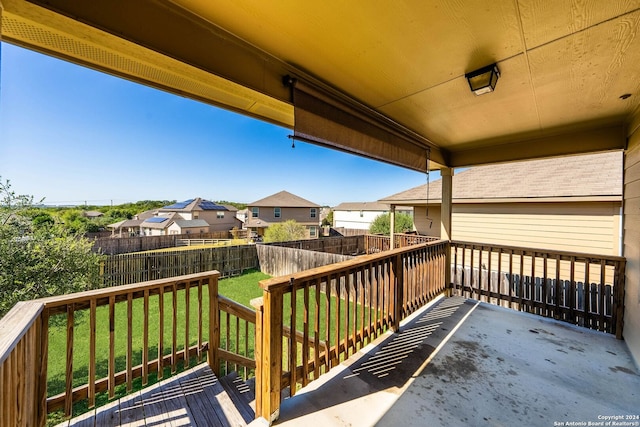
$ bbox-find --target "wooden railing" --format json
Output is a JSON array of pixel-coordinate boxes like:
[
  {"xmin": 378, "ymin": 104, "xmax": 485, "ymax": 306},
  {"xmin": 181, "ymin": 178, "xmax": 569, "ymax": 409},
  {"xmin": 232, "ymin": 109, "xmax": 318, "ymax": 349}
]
[
  {"xmin": 0, "ymin": 271, "xmax": 261, "ymax": 425},
  {"xmin": 364, "ymin": 233, "xmax": 439, "ymax": 254},
  {"xmin": 450, "ymin": 241, "xmax": 626, "ymax": 338},
  {"xmin": 1, "ymin": 241, "xmax": 629, "ymax": 425},
  {"xmin": 253, "ymin": 240, "xmax": 449, "ymax": 421},
  {"xmin": 0, "ymin": 301, "xmax": 45, "ymax": 426}
]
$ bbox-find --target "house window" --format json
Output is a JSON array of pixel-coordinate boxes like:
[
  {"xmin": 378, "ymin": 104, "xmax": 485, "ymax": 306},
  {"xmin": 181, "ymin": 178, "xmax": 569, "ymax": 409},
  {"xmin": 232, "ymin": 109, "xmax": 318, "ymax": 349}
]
[
  {"xmin": 309, "ymin": 226, "xmax": 317, "ymax": 238},
  {"xmin": 252, "ymin": 207, "xmax": 259, "ymax": 218},
  {"xmin": 217, "ymin": 211, "xmax": 224, "ymax": 219},
  {"xmin": 360, "ymin": 210, "xmax": 364, "ymax": 217},
  {"xmin": 310, "ymin": 208, "xmax": 317, "ymax": 218},
  {"xmin": 193, "ymin": 213, "xmax": 199, "ymax": 219},
  {"xmin": 274, "ymin": 207, "xmax": 281, "ymax": 218}
]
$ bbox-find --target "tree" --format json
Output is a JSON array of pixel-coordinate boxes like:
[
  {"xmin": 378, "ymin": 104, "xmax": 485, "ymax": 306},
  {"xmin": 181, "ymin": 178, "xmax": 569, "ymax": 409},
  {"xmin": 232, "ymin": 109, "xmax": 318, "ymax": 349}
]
[
  {"xmin": 322, "ymin": 210, "xmax": 333, "ymax": 227},
  {"xmin": 0, "ymin": 177, "xmax": 103, "ymax": 318},
  {"xmin": 369, "ymin": 212, "xmax": 414, "ymax": 235},
  {"xmin": 263, "ymin": 219, "xmax": 307, "ymax": 242}
]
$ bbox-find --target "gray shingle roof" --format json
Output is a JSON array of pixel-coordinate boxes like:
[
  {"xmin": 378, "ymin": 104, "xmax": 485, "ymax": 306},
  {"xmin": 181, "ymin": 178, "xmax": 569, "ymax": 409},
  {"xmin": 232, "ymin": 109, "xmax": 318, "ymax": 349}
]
[
  {"xmin": 249, "ymin": 190, "xmax": 320, "ymax": 208},
  {"xmin": 380, "ymin": 152, "xmax": 622, "ymax": 203},
  {"xmin": 173, "ymin": 219, "xmax": 210, "ymax": 228}
]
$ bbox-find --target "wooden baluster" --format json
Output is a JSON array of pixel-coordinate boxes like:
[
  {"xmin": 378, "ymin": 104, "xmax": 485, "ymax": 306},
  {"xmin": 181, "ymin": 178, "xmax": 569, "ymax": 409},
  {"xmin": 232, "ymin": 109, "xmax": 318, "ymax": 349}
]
[
  {"xmin": 65, "ymin": 304, "xmax": 74, "ymax": 417},
  {"xmin": 142, "ymin": 289, "xmax": 149, "ymax": 386},
  {"xmin": 108, "ymin": 295, "xmax": 115, "ymax": 399},
  {"xmin": 88, "ymin": 299, "xmax": 96, "ymax": 408},
  {"xmin": 197, "ymin": 283, "xmax": 203, "ymax": 364},
  {"xmin": 171, "ymin": 282, "xmax": 178, "ymax": 374},
  {"xmin": 303, "ymin": 283, "xmax": 310, "ymax": 387},
  {"xmin": 184, "ymin": 281, "xmax": 190, "ymax": 368},
  {"xmin": 289, "ymin": 279, "xmax": 297, "ymax": 395},
  {"xmin": 158, "ymin": 286, "xmax": 164, "ymax": 380},
  {"xmin": 314, "ymin": 280, "xmax": 321, "ymax": 379},
  {"xmin": 127, "ymin": 293, "xmax": 133, "ymax": 393}
]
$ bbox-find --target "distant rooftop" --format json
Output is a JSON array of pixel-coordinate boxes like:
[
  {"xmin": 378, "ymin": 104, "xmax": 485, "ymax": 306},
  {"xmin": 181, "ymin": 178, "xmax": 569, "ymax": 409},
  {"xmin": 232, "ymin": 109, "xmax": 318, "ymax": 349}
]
[{"xmin": 161, "ymin": 198, "xmax": 228, "ymax": 211}]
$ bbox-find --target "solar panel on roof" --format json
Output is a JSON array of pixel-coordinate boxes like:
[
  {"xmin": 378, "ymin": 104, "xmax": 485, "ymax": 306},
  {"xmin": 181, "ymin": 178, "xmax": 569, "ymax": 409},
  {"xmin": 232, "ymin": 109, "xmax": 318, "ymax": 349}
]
[
  {"xmin": 163, "ymin": 199, "xmax": 194, "ymax": 209},
  {"xmin": 199, "ymin": 200, "xmax": 225, "ymax": 210},
  {"xmin": 145, "ymin": 217, "xmax": 169, "ymax": 223}
]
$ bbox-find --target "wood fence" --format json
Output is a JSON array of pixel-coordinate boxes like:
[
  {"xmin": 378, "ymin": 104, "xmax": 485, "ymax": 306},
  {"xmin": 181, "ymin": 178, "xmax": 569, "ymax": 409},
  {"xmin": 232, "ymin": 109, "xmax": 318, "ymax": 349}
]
[
  {"xmin": 101, "ymin": 245, "xmax": 259, "ymax": 287},
  {"xmin": 93, "ymin": 231, "xmax": 246, "ymax": 255},
  {"xmin": 450, "ymin": 241, "xmax": 626, "ymax": 338},
  {"xmin": 256, "ymin": 244, "xmax": 355, "ymax": 277},
  {"xmin": 264, "ymin": 235, "xmax": 365, "ymax": 255},
  {"xmin": 365, "ymin": 233, "xmax": 440, "ymax": 253}
]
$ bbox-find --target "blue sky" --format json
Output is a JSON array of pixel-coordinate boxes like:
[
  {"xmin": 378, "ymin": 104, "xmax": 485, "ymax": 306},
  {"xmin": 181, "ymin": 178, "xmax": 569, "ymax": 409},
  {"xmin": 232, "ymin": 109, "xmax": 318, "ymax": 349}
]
[{"xmin": 0, "ymin": 42, "xmax": 435, "ymax": 207}]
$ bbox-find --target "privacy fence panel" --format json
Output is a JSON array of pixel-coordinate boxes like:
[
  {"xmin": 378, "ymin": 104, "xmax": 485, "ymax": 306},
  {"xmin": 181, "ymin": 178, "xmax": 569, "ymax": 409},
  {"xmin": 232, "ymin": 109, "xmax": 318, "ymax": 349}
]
[{"xmin": 101, "ymin": 245, "xmax": 259, "ymax": 287}]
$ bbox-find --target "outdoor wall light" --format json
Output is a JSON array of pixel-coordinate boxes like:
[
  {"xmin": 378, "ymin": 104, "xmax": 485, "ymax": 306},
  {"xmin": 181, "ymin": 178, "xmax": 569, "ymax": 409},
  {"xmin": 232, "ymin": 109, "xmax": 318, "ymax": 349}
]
[{"xmin": 465, "ymin": 64, "xmax": 500, "ymax": 95}]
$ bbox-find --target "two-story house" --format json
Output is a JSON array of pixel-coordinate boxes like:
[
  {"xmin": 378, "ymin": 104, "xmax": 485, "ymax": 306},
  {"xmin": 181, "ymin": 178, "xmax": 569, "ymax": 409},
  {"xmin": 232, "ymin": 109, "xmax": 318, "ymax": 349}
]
[{"xmin": 246, "ymin": 190, "xmax": 321, "ymax": 239}]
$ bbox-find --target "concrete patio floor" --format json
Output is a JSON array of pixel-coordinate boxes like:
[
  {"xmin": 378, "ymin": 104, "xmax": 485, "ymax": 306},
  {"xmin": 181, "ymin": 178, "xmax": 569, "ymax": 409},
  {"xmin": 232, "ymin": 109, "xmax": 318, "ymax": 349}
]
[{"xmin": 273, "ymin": 296, "xmax": 640, "ymax": 427}]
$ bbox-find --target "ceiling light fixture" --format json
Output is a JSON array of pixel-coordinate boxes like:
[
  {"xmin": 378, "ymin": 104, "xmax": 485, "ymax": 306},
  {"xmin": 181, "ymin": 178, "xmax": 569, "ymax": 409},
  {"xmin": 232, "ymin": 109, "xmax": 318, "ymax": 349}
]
[{"xmin": 465, "ymin": 64, "xmax": 500, "ymax": 95}]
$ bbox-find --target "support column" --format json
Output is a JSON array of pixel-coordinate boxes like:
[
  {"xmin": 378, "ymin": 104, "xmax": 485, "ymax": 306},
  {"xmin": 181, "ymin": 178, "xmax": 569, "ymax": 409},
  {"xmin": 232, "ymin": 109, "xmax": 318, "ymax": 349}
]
[
  {"xmin": 390, "ymin": 204, "xmax": 396, "ymax": 249},
  {"xmin": 440, "ymin": 168, "xmax": 454, "ymax": 295}
]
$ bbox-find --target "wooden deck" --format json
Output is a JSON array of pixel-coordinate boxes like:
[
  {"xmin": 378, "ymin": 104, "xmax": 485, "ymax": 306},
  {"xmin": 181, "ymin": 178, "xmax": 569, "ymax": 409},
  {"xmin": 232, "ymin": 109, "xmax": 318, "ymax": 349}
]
[{"xmin": 56, "ymin": 364, "xmax": 255, "ymax": 427}]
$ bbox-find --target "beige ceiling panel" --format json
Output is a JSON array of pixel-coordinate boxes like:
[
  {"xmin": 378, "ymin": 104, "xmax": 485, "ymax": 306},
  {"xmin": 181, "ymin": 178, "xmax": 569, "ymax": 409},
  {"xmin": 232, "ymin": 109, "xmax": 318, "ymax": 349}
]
[
  {"xmin": 518, "ymin": 0, "xmax": 640, "ymax": 49},
  {"xmin": 171, "ymin": 0, "xmax": 524, "ymax": 109},
  {"xmin": 529, "ymin": 10, "xmax": 640, "ymax": 130},
  {"xmin": 380, "ymin": 55, "xmax": 540, "ymax": 148}
]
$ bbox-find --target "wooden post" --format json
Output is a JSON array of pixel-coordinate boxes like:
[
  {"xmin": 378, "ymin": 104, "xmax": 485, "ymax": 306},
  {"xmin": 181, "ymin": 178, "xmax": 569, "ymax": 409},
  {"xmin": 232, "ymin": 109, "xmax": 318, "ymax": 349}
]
[
  {"xmin": 261, "ymin": 288, "xmax": 284, "ymax": 422},
  {"xmin": 250, "ymin": 297, "xmax": 264, "ymax": 419},
  {"xmin": 440, "ymin": 168, "xmax": 453, "ymax": 296}
]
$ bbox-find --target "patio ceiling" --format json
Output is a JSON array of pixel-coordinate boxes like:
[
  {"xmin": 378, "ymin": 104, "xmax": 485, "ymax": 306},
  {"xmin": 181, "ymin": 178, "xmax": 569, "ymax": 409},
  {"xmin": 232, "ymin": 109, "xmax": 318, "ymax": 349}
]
[{"xmin": 2, "ymin": 0, "xmax": 639, "ymax": 170}]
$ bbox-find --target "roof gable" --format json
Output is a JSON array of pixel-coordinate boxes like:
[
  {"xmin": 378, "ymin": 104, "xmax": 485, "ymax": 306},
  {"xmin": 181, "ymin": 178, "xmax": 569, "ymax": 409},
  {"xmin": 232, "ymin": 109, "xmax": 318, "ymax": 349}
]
[{"xmin": 249, "ymin": 190, "xmax": 320, "ymax": 208}]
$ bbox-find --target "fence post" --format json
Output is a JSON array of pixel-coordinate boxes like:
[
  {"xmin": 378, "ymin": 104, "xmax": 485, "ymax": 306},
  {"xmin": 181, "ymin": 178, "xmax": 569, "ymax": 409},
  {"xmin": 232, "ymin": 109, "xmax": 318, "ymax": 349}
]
[{"xmin": 260, "ymin": 287, "xmax": 284, "ymax": 422}]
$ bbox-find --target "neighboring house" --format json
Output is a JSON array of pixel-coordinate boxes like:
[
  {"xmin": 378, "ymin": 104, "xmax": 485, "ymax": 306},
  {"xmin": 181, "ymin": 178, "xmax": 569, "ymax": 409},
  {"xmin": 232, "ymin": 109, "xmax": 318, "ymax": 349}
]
[
  {"xmin": 157, "ymin": 198, "xmax": 240, "ymax": 232},
  {"xmin": 379, "ymin": 152, "xmax": 623, "ymax": 256},
  {"xmin": 82, "ymin": 210, "xmax": 104, "ymax": 218},
  {"xmin": 236, "ymin": 208, "xmax": 249, "ymax": 227},
  {"xmin": 108, "ymin": 209, "xmax": 157, "ymax": 237},
  {"xmin": 333, "ymin": 202, "xmax": 412, "ymax": 231},
  {"xmin": 246, "ymin": 190, "xmax": 321, "ymax": 239},
  {"xmin": 110, "ymin": 198, "xmax": 241, "ymax": 236}
]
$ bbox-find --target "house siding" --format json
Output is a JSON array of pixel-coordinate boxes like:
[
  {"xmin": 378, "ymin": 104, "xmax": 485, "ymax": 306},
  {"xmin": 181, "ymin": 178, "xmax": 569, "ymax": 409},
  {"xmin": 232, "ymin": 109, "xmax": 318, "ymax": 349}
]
[
  {"xmin": 624, "ymin": 118, "xmax": 640, "ymax": 367},
  {"xmin": 334, "ymin": 210, "xmax": 387, "ymax": 230},
  {"xmin": 413, "ymin": 202, "xmax": 621, "ymax": 256}
]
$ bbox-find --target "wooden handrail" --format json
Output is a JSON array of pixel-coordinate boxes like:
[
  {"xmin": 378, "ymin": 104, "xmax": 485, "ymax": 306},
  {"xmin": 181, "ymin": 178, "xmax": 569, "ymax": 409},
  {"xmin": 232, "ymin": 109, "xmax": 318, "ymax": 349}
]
[
  {"xmin": 450, "ymin": 241, "xmax": 626, "ymax": 338},
  {"xmin": 255, "ymin": 240, "xmax": 449, "ymax": 421}
]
